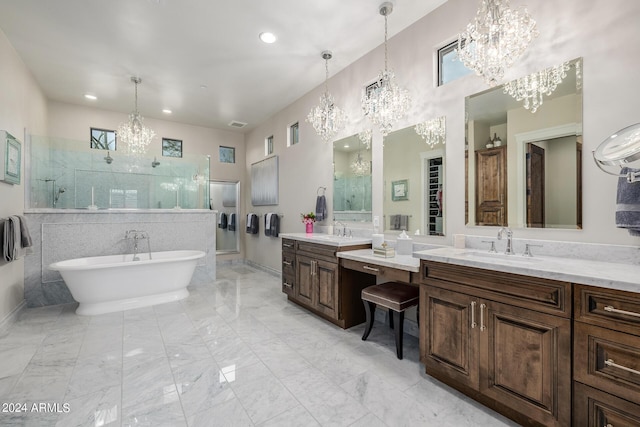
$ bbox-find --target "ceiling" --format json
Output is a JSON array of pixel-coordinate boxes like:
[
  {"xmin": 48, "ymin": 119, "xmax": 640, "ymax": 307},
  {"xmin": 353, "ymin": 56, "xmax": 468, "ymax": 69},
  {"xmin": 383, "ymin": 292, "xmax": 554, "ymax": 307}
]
[{"xmin": 0, "ymin": 0, "xmax": 448, "ymax": 133}]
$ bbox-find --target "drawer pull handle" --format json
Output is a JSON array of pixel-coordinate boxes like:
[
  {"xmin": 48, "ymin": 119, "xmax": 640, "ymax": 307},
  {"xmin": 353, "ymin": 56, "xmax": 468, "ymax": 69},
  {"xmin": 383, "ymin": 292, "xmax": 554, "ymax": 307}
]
[
  {"xmin": 604, "ymin": 305, "xmax": 640, "ymax": 318},
  {"xmin": 283, "ymin": 243, "xmax": 294, "ymax": 248},
  {"xmin": 363, "ymin": 265, "xmax": 380, "ymax": 273},
  {"xmin": 470, "ymin": 301, "xmax": 477, "ymax": 329},
  {"xmin": 605, "ymin": 358, "xmax": 640, "ymax": 376},
  {"xmin": 283, "ymin": 261, "xmax": 292, "ymax": 266},
  {"xmin": 480, "ymin": 303, "xmax": 487, "ymax": 331},
  {"xmin": 283, "ymin": 282, "xmax": 293, "ymax": 288}
]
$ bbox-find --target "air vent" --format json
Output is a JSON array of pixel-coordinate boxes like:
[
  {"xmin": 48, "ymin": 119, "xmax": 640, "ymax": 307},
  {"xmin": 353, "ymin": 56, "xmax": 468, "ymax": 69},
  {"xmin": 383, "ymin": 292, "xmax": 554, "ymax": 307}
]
[{"xmin": 228, "ymin": 120, "xmax": 247, "ymax": 128}]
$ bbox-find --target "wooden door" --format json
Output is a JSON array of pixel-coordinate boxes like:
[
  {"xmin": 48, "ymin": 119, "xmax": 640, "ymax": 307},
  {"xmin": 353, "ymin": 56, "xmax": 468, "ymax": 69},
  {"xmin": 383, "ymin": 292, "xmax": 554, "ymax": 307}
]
[
  {"xmin": 526, "ymin": 143, "xmax": 545, "ymax": 228},
  {"xmin": 480, "ymin": 300, "xmax": 571, "ymax": 427},
  {"xmin": 421, "ymin": 284, "xmax": 480, "ymax": 390},
  {"xmin": 295, "ymin": 255, "xmax": 315, "ymax": 307},
  {"xmin": 315, "ymin": 259, "xmax": 339, "ymax": 318},
  {"xmin": 475, "ymin": 146, "xmax": 507, "ymax": 226}
]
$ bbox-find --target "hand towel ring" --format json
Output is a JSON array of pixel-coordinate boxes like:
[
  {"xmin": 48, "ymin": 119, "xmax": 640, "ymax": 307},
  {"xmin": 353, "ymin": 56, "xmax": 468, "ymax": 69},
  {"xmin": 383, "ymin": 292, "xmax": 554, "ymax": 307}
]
[
  {"xmin": 317, "ymin": 186, "xmax": 326, "ymax": 196},
  {"xmin": 593, "ymin": 122, "xmax": 640, "ymax": 183}
]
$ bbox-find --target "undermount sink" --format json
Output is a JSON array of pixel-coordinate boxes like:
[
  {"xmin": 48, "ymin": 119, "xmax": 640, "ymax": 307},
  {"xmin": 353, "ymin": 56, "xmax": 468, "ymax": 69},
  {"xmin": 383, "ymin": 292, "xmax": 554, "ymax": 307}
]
[{"xmin": 461, "ymin": 250, "xmax": 543, "ymax": 263}]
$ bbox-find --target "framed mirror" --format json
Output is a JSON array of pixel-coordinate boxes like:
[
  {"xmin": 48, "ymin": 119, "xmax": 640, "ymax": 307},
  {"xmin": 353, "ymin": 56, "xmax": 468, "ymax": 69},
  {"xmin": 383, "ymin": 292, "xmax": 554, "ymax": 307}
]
[
  {"xmin": 209, "ymin": 180, "xmax": 240, "ymax": 254},
  {"xmin": 465, "ymin": 57, "xmax": 583, "ymax": 229},
  {"xmin": 332, "ymin": 133, "xmax": 372, "ymax": 223},
  {"xmin": 383, "ymin": 118, "xmax": 446, "ymax": 236}
]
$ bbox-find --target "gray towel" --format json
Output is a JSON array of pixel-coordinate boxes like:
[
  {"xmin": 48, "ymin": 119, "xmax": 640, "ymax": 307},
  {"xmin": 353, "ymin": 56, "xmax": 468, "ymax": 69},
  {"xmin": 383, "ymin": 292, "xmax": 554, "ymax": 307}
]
[
  {"xmin": 269, "ymin": 213, "xmax": 279, "ymax": 237},
  {"xmin": 218, "ymin": 212, "xmax": 228, "ymax": 229},
  {"xmin": 17, "ymin": 215, "xmax": 32, "ymax": 248},
  {"xmin": 228, "ymin": 213, "xmax": 236, "ymax": 231},
  {"xmin": 246, "ymin": 213, "xmax": 259, "ymax": 234},
  {"xmin": 616, "ymin": 167, "xmax": 640, "ymax": 236},
  {"xmin": 3, "ymin": 217, "xmax": 27, "ymax": 262},
  {"xmin": 390, "ymin": 214, "xmax": 409, "ymax": 231},
  {"xmin": 315, "ymin": 195, "xmax": 327, "ymax": 222}
]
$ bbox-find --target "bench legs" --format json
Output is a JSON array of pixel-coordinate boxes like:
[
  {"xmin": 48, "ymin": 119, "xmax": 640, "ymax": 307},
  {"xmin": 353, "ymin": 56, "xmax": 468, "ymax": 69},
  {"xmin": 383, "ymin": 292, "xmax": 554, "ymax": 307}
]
[
  {"xmin": 362, "ymin": 300, "xmax": 406, "ymax": 360},
  {"xmin": 362, "ymin": 300, "xmax": 376, "ymax": 341}
]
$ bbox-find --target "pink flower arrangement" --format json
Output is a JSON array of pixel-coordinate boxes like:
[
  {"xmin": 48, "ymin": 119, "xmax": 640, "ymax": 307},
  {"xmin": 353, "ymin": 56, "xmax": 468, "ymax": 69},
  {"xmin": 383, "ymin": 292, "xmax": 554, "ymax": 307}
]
[{"xmin": 301, "ymin": 212, "xmax": 316, "ymax": 225}]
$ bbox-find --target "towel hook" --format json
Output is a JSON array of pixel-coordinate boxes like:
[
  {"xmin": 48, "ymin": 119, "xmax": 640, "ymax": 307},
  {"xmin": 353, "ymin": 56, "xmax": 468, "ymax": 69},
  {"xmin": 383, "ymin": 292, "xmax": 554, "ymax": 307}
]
[{"xmin": 317, "ymin": 186, "xmax": 327, "ymax": 196}]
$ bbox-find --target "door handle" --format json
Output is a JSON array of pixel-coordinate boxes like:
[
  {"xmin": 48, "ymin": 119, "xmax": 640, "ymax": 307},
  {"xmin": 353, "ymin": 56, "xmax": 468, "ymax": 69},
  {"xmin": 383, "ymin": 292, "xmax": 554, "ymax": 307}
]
[
  {"xmin": 480, "ymin": 303, "xmax": 486, "ymax": 331},
  {"xmin": 604, "ymin": 305, "xmax": 640, "ymax": 318},
  {"xmin": 605, "ymin": 358, "xmax": 640, "ymax": 376},
  {"xmin": 470, "ymin": 301, "xmax": 477, "ymax": 329}
]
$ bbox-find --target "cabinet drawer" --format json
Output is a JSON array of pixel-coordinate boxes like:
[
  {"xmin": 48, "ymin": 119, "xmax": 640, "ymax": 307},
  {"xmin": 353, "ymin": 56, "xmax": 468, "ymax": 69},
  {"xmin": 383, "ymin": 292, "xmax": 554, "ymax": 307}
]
[
  {"xmin": 421, "ymin": 261, "xmax": 571, "ymax": 317},
  {"xmin": 282, "ymin": 252, "xmax": 295, "ymax": 276},
  {"xmin": 575, "ymin": 284, "xmax": 640, "ymax": 336},
  {"xmin": 340, "ymin": 258, "xmax": 411, "ymax": 283},
  {"xmin": 282, "ymin": 274, "xmax": 294, "ymax": 296},
  {"xmin": 574, "ymin": 322, "xmax": 640, "ymax": 402},
  {"xmin": 296, "ymin": 241, "xmax": 339, "ymax": 261},
  {"xmin": 573, "ymin": 381, "xmax": 640, "ymax": 426},
  {"xmin": 282, "ymin": 239, "xmax": 296, "ymax": 251}
]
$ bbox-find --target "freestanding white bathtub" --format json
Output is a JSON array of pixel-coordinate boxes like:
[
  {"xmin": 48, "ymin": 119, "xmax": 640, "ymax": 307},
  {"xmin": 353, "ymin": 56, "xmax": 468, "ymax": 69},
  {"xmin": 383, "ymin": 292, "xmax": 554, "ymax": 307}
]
[{"xmin": 49, "ymin": 250, "xmax": 205, "ymax": 315}]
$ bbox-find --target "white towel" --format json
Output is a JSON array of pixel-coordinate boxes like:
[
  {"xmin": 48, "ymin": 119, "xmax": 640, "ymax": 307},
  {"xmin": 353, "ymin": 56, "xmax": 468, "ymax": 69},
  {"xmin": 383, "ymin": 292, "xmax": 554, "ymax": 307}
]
[{"xmin": 266, "ymin": 213, "xmax": 273, "ymax": 230}]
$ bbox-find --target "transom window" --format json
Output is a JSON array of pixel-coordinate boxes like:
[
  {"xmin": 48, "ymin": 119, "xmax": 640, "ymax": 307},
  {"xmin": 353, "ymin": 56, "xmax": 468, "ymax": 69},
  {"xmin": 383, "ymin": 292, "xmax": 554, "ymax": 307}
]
[{"xmin": 438, "ymin": 40, "xmax": 473, "ymax": 86}]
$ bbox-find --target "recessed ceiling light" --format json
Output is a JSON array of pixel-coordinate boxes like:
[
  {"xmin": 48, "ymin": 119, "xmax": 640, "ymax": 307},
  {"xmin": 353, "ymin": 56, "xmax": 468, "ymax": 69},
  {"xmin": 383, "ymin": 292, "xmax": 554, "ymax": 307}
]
[
  {"xmin": 200, "ymin": 84, "xmax": 208, "ymax": 90},
  {"xmin": 84, "ymin": 94, "xmax": 97, "ymax": 100},
  {"xmin": 162, "ymin": 109, "xmax": 172, "ymax": 114},
  {"xmin": 259, "ymin": 32, "xmax": 277, "ymax": 44},
  {"xmin": 344, "ymin": 144, "xmax": 349, "ymax": 148}
]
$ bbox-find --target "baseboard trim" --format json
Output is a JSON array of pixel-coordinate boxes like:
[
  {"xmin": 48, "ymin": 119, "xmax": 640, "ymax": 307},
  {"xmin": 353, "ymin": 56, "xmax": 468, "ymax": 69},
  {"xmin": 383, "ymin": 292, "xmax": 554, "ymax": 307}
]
[{"xmin": 0, "ymin": 300, "xmax": 26, "ymax": 333}]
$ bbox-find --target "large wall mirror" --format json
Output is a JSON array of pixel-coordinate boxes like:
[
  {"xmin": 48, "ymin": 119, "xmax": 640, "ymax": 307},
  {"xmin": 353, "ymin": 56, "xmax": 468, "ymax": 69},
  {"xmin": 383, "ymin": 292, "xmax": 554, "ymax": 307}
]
[
  {"xmin": 333, "ymin": 133, "xmax": 372, "ymax": 223},
  {"xmin": 383, "ymin": 118, "xmax": 446, "ymax": 236},
  {"xmin": 465, "ymin": 57, "xmax": 583, "ymax": 229},
  {"xmin": 209, "ymin": 180, "xmax": 240, "ymax": 253}
]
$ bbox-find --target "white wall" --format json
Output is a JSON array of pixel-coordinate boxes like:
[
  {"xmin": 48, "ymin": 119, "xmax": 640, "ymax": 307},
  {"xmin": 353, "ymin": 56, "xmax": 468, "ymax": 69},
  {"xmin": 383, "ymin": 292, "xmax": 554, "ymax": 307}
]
[
  {"xmin": 0, "ymin": 28, "xmax": 48, "ymax": 322},
  {"xmin": 243, "ymin": 0, "xmax": 640, "ymax": 270},
  {"xmin": 46, "ymin": 102, "xmax": 246, "ymax": 261}
]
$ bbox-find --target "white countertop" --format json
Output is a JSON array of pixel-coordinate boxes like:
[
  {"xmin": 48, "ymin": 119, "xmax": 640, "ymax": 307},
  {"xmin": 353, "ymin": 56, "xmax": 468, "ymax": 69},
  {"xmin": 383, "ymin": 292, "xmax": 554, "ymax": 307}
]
[
  {"xmin": 337, "ymin": 249, "xmax": 420, "ymax": 272},
  {"xmin": 414, "ymin": 247, "xmax": 640, "ymax": 294},
  {"xmin": 280, "ymin": 233, "xmax": 372, "ymax": 247}
]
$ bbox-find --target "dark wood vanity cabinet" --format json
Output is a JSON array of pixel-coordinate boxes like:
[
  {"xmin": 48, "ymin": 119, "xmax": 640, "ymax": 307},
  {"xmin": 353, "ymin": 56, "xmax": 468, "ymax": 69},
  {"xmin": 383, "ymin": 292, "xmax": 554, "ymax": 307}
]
[
  {"xmin": 281, "ymin": 239, "xmax": 370, "ymax": 328},
  {"xmin": 419, "ymin": 260, "xmax": 572, "ymax": 427},
  {"xmin": 476, "ymin": 145, "xmax": 507, "ymax": 226},
  {"xmin": 573, "ymin": 284, "xmax": 640, "ymax": 426}
]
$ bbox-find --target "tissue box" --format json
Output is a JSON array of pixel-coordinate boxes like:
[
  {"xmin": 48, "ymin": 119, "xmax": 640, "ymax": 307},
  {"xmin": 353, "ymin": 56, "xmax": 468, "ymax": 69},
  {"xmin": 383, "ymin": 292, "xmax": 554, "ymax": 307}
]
[
  {"xmin": 396, "ymin": 238, "xmax": 413, "ymax": 255},
  {"xmin": 373, "ymin": 246, "xmax": 395, "ymax": 258}
]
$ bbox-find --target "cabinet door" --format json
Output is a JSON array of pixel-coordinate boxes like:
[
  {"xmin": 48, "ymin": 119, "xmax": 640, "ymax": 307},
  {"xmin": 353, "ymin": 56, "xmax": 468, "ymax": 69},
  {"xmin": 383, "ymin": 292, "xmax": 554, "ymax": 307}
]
[
  {"xmin": 315, "ymin": 259, "xmax": 339, "ymax": 318},
  {"xmin": 480, "ymin": 300, "xmax": 571, "ymax": 427},
  {"xmin": 421, "ymin": 284, "xmax": 479, "ymax": 390},
  {"xmin": 295, "ymin": 255, "xmax": 315, "ymax": 307}
]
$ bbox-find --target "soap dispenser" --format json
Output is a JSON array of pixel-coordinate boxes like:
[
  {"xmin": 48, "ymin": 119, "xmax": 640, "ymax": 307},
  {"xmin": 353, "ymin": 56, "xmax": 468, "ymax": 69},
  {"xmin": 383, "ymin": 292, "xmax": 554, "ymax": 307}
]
[{"xmin": 396, "ymin": 230, "xmax": 413, "ymax": 255}]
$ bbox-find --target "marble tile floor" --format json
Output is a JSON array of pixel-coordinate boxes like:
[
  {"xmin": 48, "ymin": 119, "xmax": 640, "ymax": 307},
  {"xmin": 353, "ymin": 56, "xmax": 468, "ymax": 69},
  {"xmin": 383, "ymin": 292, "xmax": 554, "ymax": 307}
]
[{"xmin": 0, "ymin": 264, "xmax": 519, "ymax": 427}]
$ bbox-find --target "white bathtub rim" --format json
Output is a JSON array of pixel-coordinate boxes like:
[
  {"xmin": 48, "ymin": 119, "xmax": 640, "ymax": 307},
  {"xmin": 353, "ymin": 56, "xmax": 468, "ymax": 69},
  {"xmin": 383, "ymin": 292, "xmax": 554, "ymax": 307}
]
[
  {"xmin": 75, "ymin": 288, "xmax": 190, "ymax": 316},
  {"xmin": 48, "ymin": 250, "xmax": 205, "ymax": 271}
]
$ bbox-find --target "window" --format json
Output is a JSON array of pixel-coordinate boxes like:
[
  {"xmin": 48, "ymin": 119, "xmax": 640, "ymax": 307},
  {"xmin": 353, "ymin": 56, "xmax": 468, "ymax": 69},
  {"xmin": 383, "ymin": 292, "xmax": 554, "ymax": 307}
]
[
  {"xmin": 265, "ymin": 135, "xmax": 274, "ymax": 156},
  {"xmin": 288, "ymin": 122, "xmax": 299, "ymax": 146},
  {"xmin": 90, "ymin": 128, "xmax": 116, "ymax": 150},
  {"xmin": 219, "ymin": 146, "xmax": 235, "ymax": 163},
  {"xmin": 438, "ymin": 40, "xmax": 473, "ymax": 86},
  {"xmin": 162, "ymin": 138, "xmax": 183, "ymax": 157}
]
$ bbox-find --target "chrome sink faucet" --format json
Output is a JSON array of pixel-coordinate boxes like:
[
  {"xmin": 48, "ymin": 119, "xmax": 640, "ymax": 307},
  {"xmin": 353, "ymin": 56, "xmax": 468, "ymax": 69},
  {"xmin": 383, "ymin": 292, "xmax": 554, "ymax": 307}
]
[
  {"xmin": 334, "ymin": 221, "xmax": 347, "ymax": 237},
  {"xmin": 497, "ymin": 227, "xmax": 514, "ymax": 255}
]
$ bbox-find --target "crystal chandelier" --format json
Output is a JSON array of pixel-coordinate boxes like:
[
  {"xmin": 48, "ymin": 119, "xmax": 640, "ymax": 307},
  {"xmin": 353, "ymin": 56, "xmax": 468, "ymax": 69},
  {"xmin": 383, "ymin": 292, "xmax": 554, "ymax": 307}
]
[
  {"xmin": 361, "ymin": 2, "xmax": 411, "ymax": 137},
  {"xmin": 415, "ymin": 117, "xmax": 446, "ymax": 148},
  {"xmin": 351, "ymin": 152, "xmax": 370, "ymax": 176},
  {"xmin": 117, "ymin": 77, "xmax": 155, "ymax": 156},
  {"xmin": 457, "ymin": 0, "xmax": 538, "ymax": 87},
  {"xmin": 358, "ymin": 129, "xmax": 372, "ymax": 150},
  {"xmin": 306, "ymin": 51, "xmax": 347, "ymax": 142},
  {"xmin": 503, "ymin": 61, "xmax": 570, "ymax": 113}
]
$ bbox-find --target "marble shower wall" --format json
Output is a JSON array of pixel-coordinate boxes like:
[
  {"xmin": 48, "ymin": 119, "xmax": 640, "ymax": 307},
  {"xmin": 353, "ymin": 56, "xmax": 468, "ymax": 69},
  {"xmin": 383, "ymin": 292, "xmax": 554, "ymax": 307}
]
[{"xmin": 23, "ymin": 210, "xmax": 216, "ymax": 307}]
